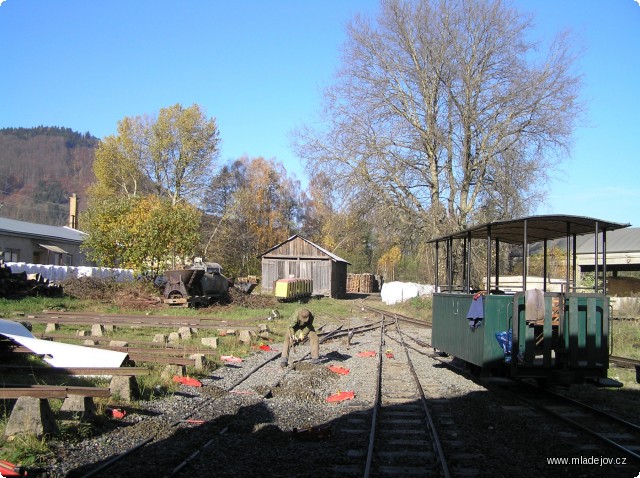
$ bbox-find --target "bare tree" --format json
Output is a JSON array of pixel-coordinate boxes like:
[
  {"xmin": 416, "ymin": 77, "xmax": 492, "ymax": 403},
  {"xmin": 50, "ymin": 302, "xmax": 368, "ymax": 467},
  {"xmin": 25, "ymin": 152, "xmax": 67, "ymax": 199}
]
[{"xmin": 294, "ymin": 0, "xmax": 583, "ymax": 238}]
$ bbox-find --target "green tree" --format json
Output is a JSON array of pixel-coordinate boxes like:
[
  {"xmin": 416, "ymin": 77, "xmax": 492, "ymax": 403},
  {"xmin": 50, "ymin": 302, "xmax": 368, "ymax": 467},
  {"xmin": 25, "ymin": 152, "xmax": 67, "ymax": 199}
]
[
  {"xmin": 90, "ymin": 103, "xmax": 220, "ymax": 206},
  {"xmin": 90, "ymin": 116, "xmax": 150, "ymax": 201},
  {"xmin": 294, "ymin": 0, "xmax": 583, "ymax": 238},
  {"xmin": 148, "ymin": 103, "xmax": 221, "ymax": 206},
  {"xmin": 81, "ymin": 195, "xmax": 201, "ymax": 275},
  {"xmin": 84, "ymin": 103, "xmax": 218, "ymax": 272},
  {"xmin": 202, "ymin": 156, "xmax": 303, "ymax": 276}
]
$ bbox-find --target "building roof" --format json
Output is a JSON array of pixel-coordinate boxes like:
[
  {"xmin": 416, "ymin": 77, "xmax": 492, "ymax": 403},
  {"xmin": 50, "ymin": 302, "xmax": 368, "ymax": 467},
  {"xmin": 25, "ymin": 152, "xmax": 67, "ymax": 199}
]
[
  {"xmin": 0, "ymin": 217, "xmax": 87, "ymax": 243},
  {"xmin": 260, "ymin": 234, "xmax": 351, "ymax": 264},
  {"xmin": 427, "ymin": 215, "xmax": 630, "ymax": 245},
  {"xmin": 576, "ymin": 227, "xmax": 640, "ymax": 254}
]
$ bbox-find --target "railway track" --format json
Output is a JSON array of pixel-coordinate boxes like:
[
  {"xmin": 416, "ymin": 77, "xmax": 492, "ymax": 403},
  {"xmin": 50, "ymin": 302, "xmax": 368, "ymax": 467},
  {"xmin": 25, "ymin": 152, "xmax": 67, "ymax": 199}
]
[
  {"xmin": 333, "ymin": 317, "xmax": 450, "ymax": 478},
  {"xmin": 610, "ymin": 355, "xmax": 640, "ymax": 370},
  {"xmin": 18, "ymin": 310, "xmax": 261, "ymax": 329},
  {"xmin": 77, "ymin": 347, "xmax": 286, "ymax": 478},
  {"xmin": 509, "ymin": 382, "xmax": 640, "ymax": 464},
  {"xmin": 371, "ymin": 319, "xmax": 450, "ymax": 477},
  {"xmin": 11, "ymin": 305, "xmax": 637, "ymax": 477},
  {"xmin": 431, "ymin": 349, "xmax": 640, "ymax": 465},
  {"xmin": 75, "ymin": 322, "xmax": 355, "ymax": 478}
]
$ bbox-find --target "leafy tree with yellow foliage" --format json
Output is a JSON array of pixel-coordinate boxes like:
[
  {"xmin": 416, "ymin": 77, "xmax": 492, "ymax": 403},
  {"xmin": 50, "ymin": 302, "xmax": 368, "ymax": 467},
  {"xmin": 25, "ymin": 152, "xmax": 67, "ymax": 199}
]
[
  {"xmin": 82, "ymin": 196, "xmax": 201, "ymax": 275},
  {"xmin": 83, "ymin": 103, "xmax": 216, "ymax": 273},
  {"xmin": 202, "ymin": 156, "xmax": 303, "ymax": 276},
  {"xmin": 378, "ymin": 246, "xmax": 402, "ymax": 281}
]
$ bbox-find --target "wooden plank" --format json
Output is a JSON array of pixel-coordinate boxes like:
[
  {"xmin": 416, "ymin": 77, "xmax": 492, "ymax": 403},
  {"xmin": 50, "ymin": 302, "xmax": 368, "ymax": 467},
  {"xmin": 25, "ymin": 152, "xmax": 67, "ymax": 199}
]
[
  {"xmin": 0, "ymin": 385, "xmax": 111, "ymax": 399},
  {"xmin": 127, "ymin": 354, "xmax": 196, "ymax": 366},
  {"xmin": 0, "ymin": 365, "xmax": 150, "ymax": 376}
]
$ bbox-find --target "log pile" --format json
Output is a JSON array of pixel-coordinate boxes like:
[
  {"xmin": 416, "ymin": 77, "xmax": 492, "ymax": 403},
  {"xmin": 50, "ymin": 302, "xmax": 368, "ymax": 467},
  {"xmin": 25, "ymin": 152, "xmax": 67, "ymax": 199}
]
[
  {"xmin": 0, "ymin": 262, "xmax": 63, "ymax": 298},
  {"xmin": 347, "ymin": 273, "xmax": 382, "ymax": 293}
]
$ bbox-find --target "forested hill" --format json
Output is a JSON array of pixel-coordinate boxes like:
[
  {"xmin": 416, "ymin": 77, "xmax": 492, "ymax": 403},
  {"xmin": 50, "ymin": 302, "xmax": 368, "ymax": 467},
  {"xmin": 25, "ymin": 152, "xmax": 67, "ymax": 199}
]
[{"xmin": 0, "ymin": 127, "xmax": 98, "ymax": 226}]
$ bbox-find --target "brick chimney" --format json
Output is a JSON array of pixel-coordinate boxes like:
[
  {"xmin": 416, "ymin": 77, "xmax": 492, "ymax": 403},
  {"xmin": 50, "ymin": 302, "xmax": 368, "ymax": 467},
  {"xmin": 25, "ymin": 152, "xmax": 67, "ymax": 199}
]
[{"xmin": 68, "ymin": 193, "xmax": 78, "ymax": 229}]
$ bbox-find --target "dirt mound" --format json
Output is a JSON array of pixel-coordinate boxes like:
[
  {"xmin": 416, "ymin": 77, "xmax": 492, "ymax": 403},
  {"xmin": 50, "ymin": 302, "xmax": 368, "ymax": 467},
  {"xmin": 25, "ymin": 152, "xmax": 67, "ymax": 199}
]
[{"xmin": 225, "ymin": 287, "xmax": 278, "ymax": 308}]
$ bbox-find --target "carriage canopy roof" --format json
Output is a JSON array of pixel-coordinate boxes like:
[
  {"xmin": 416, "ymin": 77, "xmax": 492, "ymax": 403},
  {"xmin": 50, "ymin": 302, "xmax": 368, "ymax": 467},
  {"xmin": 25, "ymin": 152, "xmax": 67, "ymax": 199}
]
[{"xmin": 427, "ymin": 215, "xmax": 630, "ymax": 245}]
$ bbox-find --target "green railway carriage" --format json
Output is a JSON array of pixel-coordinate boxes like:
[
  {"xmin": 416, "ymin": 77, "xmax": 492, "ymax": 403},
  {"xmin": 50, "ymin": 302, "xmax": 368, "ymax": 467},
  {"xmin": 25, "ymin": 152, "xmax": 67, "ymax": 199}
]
[{"xmin": 429, "ymin": 215, "xmax": 628, "ymax": 385}]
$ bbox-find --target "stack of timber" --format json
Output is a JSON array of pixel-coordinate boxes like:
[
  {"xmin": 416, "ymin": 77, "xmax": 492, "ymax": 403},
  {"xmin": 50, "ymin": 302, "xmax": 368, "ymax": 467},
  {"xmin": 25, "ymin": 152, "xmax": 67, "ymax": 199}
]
[
  {"xmin": 346, "ymin": 273, "xmax": 382, "ymax": 293},
  {"xmin": 0, "ymin": 262, "xmax": 63, "ymax": 298}
]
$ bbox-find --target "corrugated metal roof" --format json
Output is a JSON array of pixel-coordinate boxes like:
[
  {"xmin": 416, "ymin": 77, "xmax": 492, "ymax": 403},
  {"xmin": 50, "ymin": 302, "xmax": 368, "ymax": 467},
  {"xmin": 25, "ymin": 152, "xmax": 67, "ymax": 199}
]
[
  {"xmin": 0, "ymin": 217, "xmax": 87, "ymax": 243},
  {"xmin": 427, "ymin": 215, "xmax": 629, "ymax": 245},
  {"xmin": 575, "ymin": 227, "xmax": 640, "ymax": 254}
]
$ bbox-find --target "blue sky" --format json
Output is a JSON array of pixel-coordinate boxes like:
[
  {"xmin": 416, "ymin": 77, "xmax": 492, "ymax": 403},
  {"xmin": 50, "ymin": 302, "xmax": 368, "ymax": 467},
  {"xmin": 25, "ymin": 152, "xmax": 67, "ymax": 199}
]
[{"xmin": 1, "ymin": 0, "xmax": 639, "ymax": 226}]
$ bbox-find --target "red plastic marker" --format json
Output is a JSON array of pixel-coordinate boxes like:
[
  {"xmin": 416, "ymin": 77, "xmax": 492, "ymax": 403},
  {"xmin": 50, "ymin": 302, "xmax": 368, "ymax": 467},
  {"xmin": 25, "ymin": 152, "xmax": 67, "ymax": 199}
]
[
  {"xmin": 259, "ymin": 344, "xmax": 272, "ymax": 351},
  {"xmin": 328, "ymin": 365, "xmax": 350, "ymax": 375},
  {"xmin": 221, "ymin": 355, "xmax": 243, "ymax": 363},
  {"xmin": 105, "ymin": 407, "xmax": 127, "ymax": 419},
  {"xmin": 326, "ymin": 391, "xmax": 355, "ymax": 403},
  {"xmin": 0, "ymin": 460, "xmax": 27, "ymax": 477},
  {"xmin": 173, "ymin": 375, "xmax": 203, "ymax": 387}
]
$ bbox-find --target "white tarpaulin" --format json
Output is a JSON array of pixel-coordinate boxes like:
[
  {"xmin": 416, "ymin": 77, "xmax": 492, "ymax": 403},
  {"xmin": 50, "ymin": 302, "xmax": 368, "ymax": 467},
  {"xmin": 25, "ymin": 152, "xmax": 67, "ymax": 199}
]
[
  {"xmin": 380, "ymin": 281, "xmax": 436, "ymax": 305},
  {"xmin": 0, "ymin": 319, "xmax": 128, "ymax": 368}
]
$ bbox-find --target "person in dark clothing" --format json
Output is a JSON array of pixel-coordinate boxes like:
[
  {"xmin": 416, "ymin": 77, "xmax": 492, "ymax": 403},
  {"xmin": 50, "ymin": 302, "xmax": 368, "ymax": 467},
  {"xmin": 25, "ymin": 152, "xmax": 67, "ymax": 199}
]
[{"xmin": 279, "ymin": 308, "xmax": 320, "ymax": 367}]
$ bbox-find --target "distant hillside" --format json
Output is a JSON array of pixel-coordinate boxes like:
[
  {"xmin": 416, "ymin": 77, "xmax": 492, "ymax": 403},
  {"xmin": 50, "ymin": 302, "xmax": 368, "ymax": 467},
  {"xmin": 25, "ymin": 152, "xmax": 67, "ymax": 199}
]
[{"xmin": 0, "ymin": 126, "xmax": 98, "ymax": 226}]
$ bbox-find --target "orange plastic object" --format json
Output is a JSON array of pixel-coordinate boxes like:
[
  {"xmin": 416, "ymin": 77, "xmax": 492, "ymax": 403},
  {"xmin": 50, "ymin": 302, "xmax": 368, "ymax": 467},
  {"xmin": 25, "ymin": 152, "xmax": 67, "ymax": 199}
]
[
  {"xmin": 0, "ymin": 460, "xmax": 27, "ymax": 477},
  {"xmin": 180, "ymin": 419, "xmax": 205, "ymax": 425},
  {"xmin": 326, "ymin": 391, "xmax": 355, "ymax": 403},
  {"xmin": 173, "ymin": 375, "xmax": 203, "ymax": 387},
  {"xmin": 105, "ymin": 407, "xmax": 127, "ymax": 419},
  {"xmin": 328, "ymin": 365, "xmax": 350, "ymax": 375},
  {"xmin": 357, "ymin": 350, "xmax": 377, "ymax": 357},
  {"xmin": 221, "ymin": 355, "xmax": 243, "ymax": 363}
]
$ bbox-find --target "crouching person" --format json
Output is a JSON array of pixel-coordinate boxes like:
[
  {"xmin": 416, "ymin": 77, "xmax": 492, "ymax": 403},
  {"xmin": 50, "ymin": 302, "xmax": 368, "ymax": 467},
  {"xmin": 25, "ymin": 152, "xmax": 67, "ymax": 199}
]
[{"xmin": 279, "ymin": 308, "xmax": 320, "ymax": 367}]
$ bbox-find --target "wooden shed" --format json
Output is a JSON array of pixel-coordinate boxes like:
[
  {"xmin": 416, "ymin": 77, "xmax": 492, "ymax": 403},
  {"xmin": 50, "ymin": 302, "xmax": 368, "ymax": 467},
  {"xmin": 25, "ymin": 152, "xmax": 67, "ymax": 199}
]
[{"xmin": 260, "ymin": 235, "xmax": 350, "ymax": 298}]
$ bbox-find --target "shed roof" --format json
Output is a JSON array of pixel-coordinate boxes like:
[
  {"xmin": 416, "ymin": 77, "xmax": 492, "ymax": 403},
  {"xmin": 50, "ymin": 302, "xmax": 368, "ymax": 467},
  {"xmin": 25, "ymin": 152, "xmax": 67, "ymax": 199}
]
[
  {"xmin": 427, "ymin": 215, "xmax": 629, "ymax": 245},
  {"xmin": 0, "ymin": 217, "xmax": 87, "ymax": 243},
  {"xmin": 260, "ymin": 234, "xmax": 351, "ymax": 264}
]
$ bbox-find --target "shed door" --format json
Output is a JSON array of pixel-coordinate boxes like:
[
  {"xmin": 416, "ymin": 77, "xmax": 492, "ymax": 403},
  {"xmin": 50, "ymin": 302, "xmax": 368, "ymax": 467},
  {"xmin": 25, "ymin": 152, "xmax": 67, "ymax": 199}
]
[
  {"xmin": 313, "ymin": 261, "xmax": 330, "ymax": 296},
  {"xmin": 262, "ymin": 259, "xmax": 277, "ymax": 293}
]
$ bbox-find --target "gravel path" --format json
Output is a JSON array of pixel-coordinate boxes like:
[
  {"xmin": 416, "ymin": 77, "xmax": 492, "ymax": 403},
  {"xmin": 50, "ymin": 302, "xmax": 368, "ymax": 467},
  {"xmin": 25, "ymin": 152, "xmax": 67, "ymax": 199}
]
[{"xmin": 33, "ymin": 314, "xmax": 639, "ymax": 478}]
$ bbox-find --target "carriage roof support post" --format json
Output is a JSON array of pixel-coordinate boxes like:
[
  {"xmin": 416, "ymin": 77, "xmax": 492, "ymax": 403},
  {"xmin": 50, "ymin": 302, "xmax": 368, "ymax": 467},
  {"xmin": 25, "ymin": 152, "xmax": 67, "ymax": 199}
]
[
  {"xmin": 486, "ymin": 226, "xmax": 492, "ymax": 294},
  {"xmin": 564, "ymin": 222, "xmax": 571, "ymax": 293},
  {"xmin": 594, "ymin": 221, "xmax": 599, "ymax": 294},
  {"xmin": 572, "ymin": 234, "xmax": 577, "ymax": 293},
  {"xmin": 522, "ymin": 220, "xmax": 528, "ymax": 291},
  {"xmin": 435, "ymin": 241, "xmax": 440, "ymax": 292},
  {"xmin": 543, "ymin": 239, "xmax": 548, "ymax": 292},
  {"xmin": 495, "ymin": 240, "xmax": 500, "ymax": 291},
  {"xmin": 447, "ymin": 237, "xmax": 453, "ymax": 292},
  {"xmin": 465, "ymin": 231, "xmax": 471, "ymax": 293},
  {"xmin": 463, "ymin": 236, "xmax": 468, "ymax": 292},
  {"xmin": 603, "ymin": 228, "xmax": 608, "ymax": 295}
]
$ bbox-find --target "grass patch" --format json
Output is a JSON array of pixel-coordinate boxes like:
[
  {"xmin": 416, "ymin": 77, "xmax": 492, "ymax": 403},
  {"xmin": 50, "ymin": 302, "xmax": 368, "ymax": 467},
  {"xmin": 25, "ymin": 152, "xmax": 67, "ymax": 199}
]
[{"xmin": 610, "ymin": 319, "xmax": 640, "ymax": 360}]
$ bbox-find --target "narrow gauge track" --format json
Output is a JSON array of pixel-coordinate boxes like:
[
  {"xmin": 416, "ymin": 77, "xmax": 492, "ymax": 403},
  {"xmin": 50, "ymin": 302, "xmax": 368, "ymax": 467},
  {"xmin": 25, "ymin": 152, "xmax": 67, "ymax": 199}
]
[
  {"xmin": 429, "ymin": 346, "xmax": 640, "ymax": 465},
  {"xmin": 74, "ymin": 323, "xmax": 355, "ymax": 478},
  {"xmin": 510, "ymin": 382, "xmax": 640, "ymax": 463},
  {"xmin": 359, "ymin": 303, "xmax": 432, "ymax": 328},
  {"xmin": 77, "ymin": 347, "xmax": 285, "ymax": 478},
  {"xmin": 363, "ymin": 305, "xmax": 640, "ymax": 467},
  {"xmin": 21, "ymin": 311, "xmax": 260, "ymax": 329},
  {"xmin": 610, "ymin": 355, "xmax": 640, "ymax": 369},
  {"xmin": 347, "ymin": 317, "xmax": 450, "ymax": 478},
  {"xmin": 431, "ymin": 349, "xmax": 640, "ymax": 465}
]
